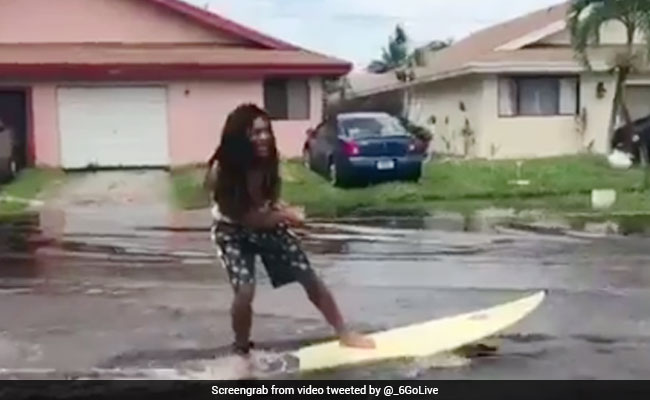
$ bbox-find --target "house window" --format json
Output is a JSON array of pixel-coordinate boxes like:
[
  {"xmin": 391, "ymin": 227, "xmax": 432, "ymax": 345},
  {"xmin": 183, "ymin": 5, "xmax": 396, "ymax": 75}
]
[
  {"xmin": 263, "ymin": 79, "xmax": 311, "ymax": 120},
  {"xmin": 499, "ymin": 76, "xmax": 579, "ymax": 117}
]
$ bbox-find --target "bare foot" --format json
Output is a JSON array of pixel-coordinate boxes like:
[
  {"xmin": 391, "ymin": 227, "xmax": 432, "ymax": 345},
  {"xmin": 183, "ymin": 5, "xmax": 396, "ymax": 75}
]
[{"xmin": 339, "ymin": 331, "xmax": 376, "ymax": 349}]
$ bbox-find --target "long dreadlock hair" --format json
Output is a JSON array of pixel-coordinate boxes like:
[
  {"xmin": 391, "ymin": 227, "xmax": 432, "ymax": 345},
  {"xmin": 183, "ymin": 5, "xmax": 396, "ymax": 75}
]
[{"xmin": 206, "ymin": 103, "xmax": 281, "ymax": 220}]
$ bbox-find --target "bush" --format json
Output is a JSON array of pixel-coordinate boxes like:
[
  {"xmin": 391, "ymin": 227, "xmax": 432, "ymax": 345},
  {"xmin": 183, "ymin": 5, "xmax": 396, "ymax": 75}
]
[{"xmin": 398, "ymin": 117, "xmax": 433, "ymax": 143}]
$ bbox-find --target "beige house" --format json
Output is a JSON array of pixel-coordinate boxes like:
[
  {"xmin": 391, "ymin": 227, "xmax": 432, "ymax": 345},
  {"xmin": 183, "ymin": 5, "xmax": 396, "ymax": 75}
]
[{"xmin": 333, "ymin": 2, "xmax": 650, "ymax": 160}]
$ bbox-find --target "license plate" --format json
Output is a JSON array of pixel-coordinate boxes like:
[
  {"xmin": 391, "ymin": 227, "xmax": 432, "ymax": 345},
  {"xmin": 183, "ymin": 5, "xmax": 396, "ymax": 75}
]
[{"xmin": 377, "ymin": 160, "xmax": 395, "ymax": 170}]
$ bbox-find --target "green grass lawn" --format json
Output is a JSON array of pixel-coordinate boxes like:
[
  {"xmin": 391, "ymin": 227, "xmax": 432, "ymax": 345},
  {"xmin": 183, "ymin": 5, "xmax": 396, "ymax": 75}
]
[
  {"xmin": 0, "ymin": 169, "xmax": 64, "ymax": 215},
  {"xmin": 169, "ymin": 166, "xmax": 209, "ymax": 210},
  {"xmin": 170, "ymin": 155, "xmax": 650, "ymax": 218}
]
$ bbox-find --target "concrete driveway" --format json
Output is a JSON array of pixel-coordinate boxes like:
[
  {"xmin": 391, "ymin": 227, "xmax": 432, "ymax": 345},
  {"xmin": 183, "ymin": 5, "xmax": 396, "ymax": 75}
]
[{"xmin": 39, "ymin": 170, "xmax": 173, "ymax": 233}]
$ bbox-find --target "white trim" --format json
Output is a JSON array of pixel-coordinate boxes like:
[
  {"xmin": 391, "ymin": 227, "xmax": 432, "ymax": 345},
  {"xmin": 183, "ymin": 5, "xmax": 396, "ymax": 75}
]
[
  {"xmin": 346, "ymin": 60, "xmax": 612, "ymax": 99},
  {"xmin": 469, "ymin": 61, "xmax": 582, "ymax": 72},
  {"xmin": 626, "ymin": 78, "xmax": 650, "ymax": 86},
  {"xmin": 496, "ymin": 20, "xmax": 567, "ymax": 51},
  {"xmin": 0, "ymin": 195, "xmax": 44, "ymax": 208},
  {"xmin": 350, "ymin": 67, "xmax": 474, "ymax": 98},
  {"xmin": 467, "ymin": 60, "xmax": 610, "ymax": 73}
]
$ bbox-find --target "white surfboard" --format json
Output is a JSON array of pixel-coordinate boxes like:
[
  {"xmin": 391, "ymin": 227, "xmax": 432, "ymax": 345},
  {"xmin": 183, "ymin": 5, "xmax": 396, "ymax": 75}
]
[{"xmin": 291, "ymin": 290, "xmax": 546, "ymax": 373}]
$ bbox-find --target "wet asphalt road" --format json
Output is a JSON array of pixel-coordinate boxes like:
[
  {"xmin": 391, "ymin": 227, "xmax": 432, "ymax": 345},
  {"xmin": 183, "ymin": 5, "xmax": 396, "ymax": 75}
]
[{"xmin": 1, "ymin": 208, "xmax": 650, "ymax": 380}]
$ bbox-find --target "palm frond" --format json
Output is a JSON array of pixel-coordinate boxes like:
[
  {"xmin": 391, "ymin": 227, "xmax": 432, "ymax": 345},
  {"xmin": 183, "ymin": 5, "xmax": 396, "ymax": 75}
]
[
  {"xmin": 568, "ymin": 0, "xmax": 631, "ymax": 69},
  {"xmin": 630, "ymin": 0, "xmax": 650, "ymax": 61}
]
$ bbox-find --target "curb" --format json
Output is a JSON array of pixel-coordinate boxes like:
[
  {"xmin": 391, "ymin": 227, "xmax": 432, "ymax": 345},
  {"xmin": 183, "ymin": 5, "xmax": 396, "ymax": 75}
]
[{"xmin": 0, "ymin": 195, "xmax": 45, "ymax": 208}]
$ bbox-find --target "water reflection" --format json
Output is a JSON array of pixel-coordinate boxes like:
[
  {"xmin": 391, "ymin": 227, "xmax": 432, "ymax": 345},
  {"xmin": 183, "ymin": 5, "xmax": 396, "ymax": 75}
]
[
  {"xmin": 0, "ymin": 206, "xmax": 649, "ymax": 286},
  {"xmin": 331, "ymin": 209, "xmax": 650, "ymax": 237}
]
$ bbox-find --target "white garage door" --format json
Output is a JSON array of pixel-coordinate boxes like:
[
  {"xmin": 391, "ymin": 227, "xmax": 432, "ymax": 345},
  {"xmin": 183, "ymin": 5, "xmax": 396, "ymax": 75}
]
[{"xmin": 58, "ymin": 87, "xmax": 169, "ymax": 169}]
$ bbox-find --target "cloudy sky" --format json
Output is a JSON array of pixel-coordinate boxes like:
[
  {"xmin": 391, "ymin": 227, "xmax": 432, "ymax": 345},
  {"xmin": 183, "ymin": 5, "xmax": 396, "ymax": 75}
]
[{"xmin": 187, "ymin": 0, "xmax": 562, "ymax": 70}]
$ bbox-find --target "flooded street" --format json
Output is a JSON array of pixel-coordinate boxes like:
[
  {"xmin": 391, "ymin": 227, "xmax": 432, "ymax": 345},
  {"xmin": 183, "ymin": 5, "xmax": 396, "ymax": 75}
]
[{"xmin": 2, "ymin": 202, "xmax": 650, "ymax": 380}]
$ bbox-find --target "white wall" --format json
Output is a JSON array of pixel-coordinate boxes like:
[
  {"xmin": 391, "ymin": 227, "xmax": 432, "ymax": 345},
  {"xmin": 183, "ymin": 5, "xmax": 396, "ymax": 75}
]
[
  {"xmin": 406, "ymin": 76, "xmax": 484, "ymax": 157},
  {"xmin": 376, "ymin": 71, "xmax": 622, "ymax": 160},
  {"xmin": 580, "ymin": 73, "xmax": 617, "ymax": 154},
  {"xmin": 479, "ymin": 73, "xmax": 617, "ymax": 159},
  {"xmin": 478, "ymin": 75, "xmax": 583, "ymax": 159},
  {"xmin": 599, "ymin": 20, "xmax": 646, "ymax": 45}
]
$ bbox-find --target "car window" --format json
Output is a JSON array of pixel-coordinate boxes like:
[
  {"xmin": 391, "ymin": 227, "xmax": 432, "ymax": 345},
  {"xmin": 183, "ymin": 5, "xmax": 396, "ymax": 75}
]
[{"xmin": 339, "ymin": 115, "xmax": 408, "ymax": 138}]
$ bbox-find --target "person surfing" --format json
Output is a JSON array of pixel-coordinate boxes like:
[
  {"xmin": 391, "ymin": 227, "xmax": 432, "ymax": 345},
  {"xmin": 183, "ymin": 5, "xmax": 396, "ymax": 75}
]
[{"xmin": 204, "ymin": 103, "xmax": 375, "ymax": 363}]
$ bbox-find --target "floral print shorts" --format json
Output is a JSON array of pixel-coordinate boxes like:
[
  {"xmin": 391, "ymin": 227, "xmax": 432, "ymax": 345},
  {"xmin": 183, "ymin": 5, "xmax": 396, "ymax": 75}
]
[{"xmin": 211, "ymin": 220, "xmax": 316, "ymax": 291}]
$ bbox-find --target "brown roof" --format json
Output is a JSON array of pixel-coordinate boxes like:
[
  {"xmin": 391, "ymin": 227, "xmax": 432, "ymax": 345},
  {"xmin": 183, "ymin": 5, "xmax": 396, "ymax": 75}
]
[
  {"xmin": 350, "ymin": 2, "xmax": 579, "ymax": 96},
  {"xmin": 0, "ymin": 0, "xmax": 352, "ymax": 77},
  {"xmin": 0, "ymin": 44, "xmax": 351, "ymax": 78},
  {"xmin": 0, "ymin": 44, "xmax": 345, "ymax": 66},
  {"xmin": 143, "ymin": 0, "xmax": 300, "ymax": 50},
  {"xmin": 423, "ymin": 2, "xmax": 570, "ymax": 75}
]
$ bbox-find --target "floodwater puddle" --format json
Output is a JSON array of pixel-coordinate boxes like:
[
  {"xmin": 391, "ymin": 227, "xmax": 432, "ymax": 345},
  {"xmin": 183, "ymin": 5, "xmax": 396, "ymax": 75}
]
[{"xmin": 1, "ymin": 207, "xmax": 650, "ymax": 283}]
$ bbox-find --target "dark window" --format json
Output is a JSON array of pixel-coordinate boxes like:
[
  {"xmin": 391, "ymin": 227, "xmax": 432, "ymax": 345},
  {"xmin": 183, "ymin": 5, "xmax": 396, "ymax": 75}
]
[
  {"xmin": 263, "ymin": 79, "xmax": 310, "ymax": 120},
  {"xmin": 499, "ymin": 76, "xmax": 579, "ymax": 117}
]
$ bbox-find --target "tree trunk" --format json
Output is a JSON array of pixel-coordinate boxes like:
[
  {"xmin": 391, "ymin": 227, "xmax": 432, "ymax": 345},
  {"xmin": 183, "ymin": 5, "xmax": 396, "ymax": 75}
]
[
  {"xmin": 619, "ymin": 75, "xmax": 635, "ymax": 155},
  {"xmin": 609, "ymin": 66, "xmax": 634, "ymax": 154},
  {"xmin": 618, "ymin": 27, "xmax": 636, "ymax": 155}
]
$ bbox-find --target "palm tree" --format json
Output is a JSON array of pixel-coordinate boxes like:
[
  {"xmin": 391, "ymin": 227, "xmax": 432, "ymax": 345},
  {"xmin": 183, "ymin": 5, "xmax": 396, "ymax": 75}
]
[
  {"xmin": 367, "ymin": 25, "xmax": 410, "ymax": 73},
  {"xmin": 568, "ymin": 0, "xmax": 650, "ymax": 155},
  {"xmin": 368, "ymin": 28, "xmax": 452, "ymax": 76}
]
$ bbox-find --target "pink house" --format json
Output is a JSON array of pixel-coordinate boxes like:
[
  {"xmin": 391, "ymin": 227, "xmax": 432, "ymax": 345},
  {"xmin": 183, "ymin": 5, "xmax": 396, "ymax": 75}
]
[{"xmin": 0, "ymin": 0, "xmax": 350, "ymax": 169}]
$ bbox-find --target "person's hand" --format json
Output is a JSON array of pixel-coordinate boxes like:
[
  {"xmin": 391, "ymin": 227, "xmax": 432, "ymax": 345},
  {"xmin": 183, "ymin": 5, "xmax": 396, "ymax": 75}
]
[
  {"xmin": 279, "ymin": 206, "xmax": 305, "ymax": 227},
  {"xmin": 273, "ymin": 200, "xmax": 289, "ymax": 210}
]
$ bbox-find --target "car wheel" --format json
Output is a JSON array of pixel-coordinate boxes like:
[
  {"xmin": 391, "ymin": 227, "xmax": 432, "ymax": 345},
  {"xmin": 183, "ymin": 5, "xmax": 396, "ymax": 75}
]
[
  {"xmin": 329, "ymin": 159, "xmax": 348, "ymax": 187},
  {"xmin": 328, "ymin": 160, "xmax": 338, "ymax": 186},
  {"xmin": 407, "ymin": 169, "xmax": 422, "ymax": 183},
  {"xmin": 0, "ymin": 158, "xmax": 14, "ymax": 182}
]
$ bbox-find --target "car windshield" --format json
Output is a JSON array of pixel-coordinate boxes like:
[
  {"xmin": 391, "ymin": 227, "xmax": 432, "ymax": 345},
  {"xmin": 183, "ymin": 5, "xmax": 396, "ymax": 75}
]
[{"xmin": 340, "ymin": 115, "xmax": 408, "ymax": 138}]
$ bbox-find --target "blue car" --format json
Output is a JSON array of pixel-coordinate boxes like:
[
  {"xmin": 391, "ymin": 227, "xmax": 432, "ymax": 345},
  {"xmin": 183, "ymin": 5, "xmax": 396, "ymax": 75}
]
[{"xmin": 302, "ymin": 112, "xmax": 426, "ymax": 187}]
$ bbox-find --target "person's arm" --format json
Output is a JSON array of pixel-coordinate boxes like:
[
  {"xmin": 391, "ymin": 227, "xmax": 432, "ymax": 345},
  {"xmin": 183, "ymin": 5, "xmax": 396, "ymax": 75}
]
[{"xmin": 203, "ymin": 162, "xmax": 218, "ymax": 192}]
